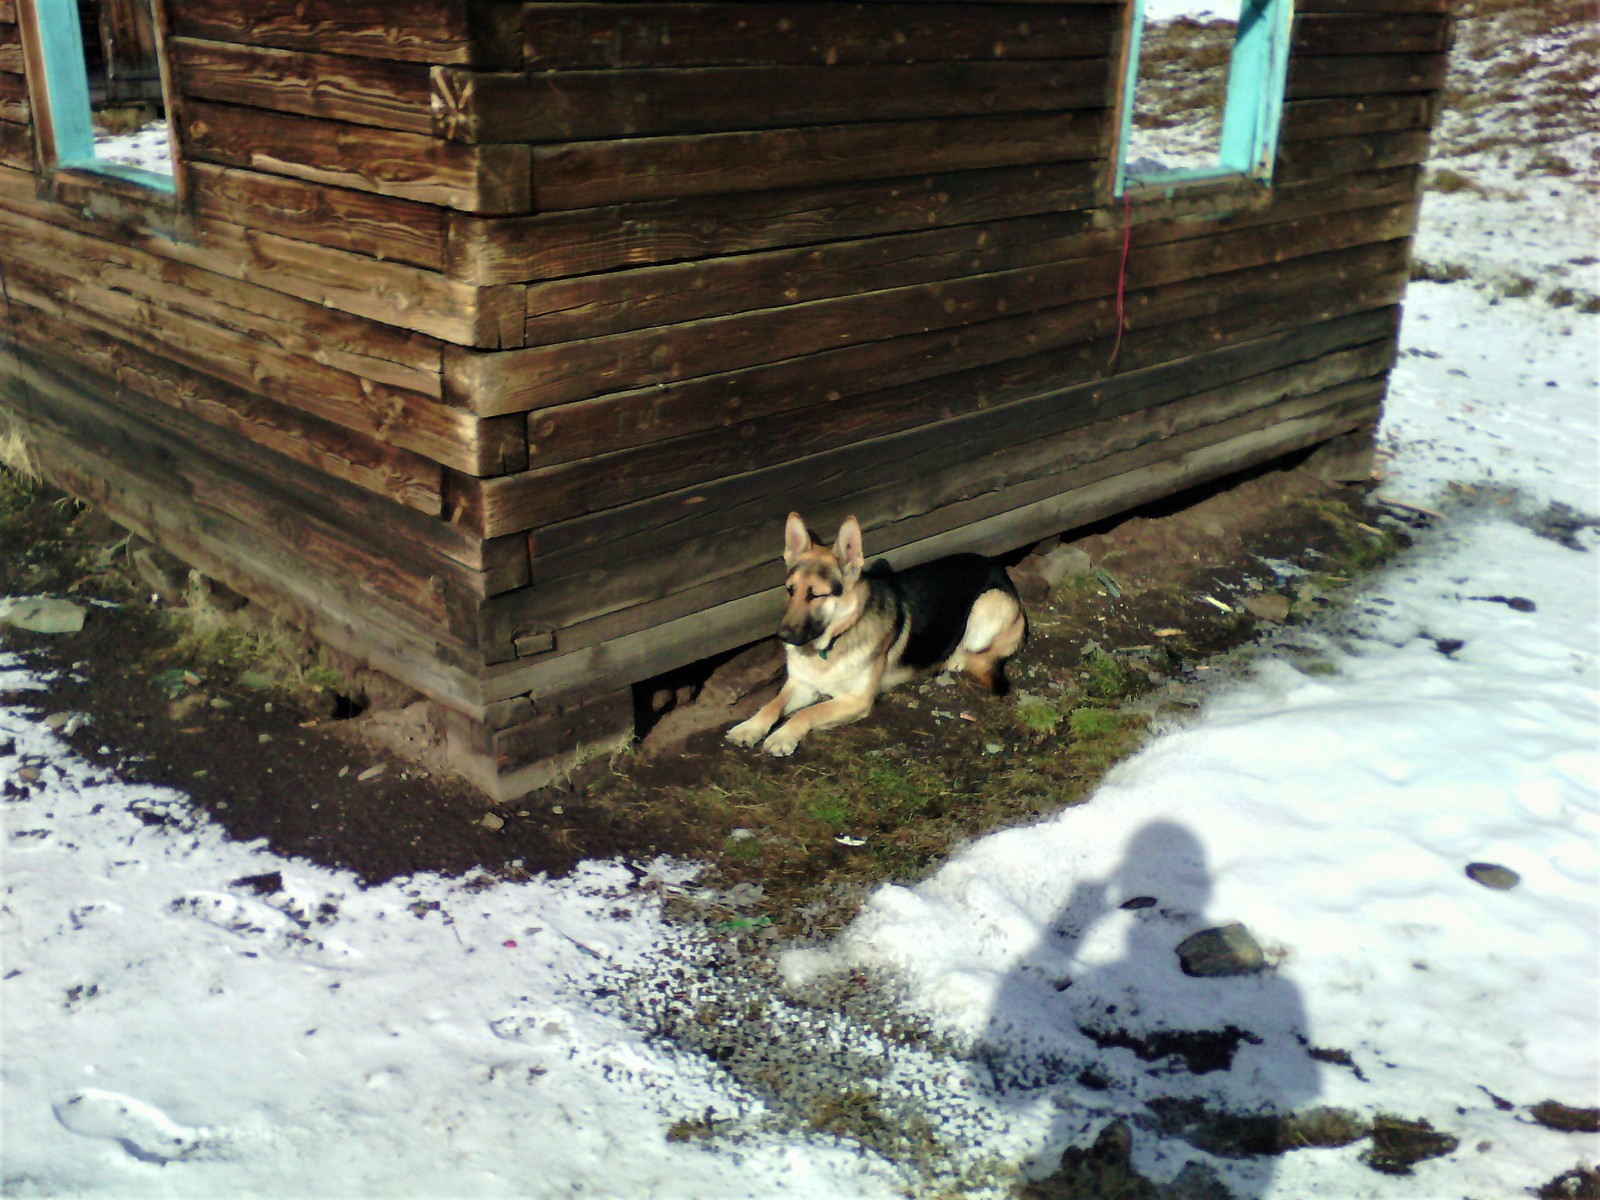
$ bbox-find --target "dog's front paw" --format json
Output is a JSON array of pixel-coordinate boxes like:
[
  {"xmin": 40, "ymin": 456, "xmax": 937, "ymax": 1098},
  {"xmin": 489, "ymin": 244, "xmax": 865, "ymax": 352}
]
[
  {"xmin": 763, "ymin": 727, "xmax": 803, "ymax": 758},
  {"xmin": 726, "ymin": 717, "xmax": 770, "ymax": 749}
]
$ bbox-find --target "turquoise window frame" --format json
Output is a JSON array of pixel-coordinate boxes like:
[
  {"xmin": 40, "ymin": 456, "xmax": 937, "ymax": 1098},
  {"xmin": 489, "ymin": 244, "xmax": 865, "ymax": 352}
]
[
  {"xmin": 1115, "ymin": 0, "xmax": 1295, "ymax": 196},
  {"xmin": 28, "ymin": 0, "xmax": 176, "ymax": 193}
]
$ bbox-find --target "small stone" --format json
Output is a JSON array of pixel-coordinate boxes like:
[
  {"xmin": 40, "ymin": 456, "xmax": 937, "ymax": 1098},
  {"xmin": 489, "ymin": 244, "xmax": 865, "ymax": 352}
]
[
  {"xmin": 480, "ymin": 812, "xmax": 505, "ymax": 831},
  {"xmin": 1243, "ymin": 593, "xmax": 1292, "ymax": 622},
  {"xmin": 1121, "ymin": 896, "xmax": 1158, "ymax": 910},
  {"xmin": 166, "ymin": 693, "xmax": 210, "ymax": 722},
  {"xmin": 208, "ymin": 697, "xmax": 231, "ymax": 710},
  {"xmin": 1530, "ymin": 1099, "xmax": 1600, "ymax": 1134},
  {"xmin": 1466, "ymin": 862, "xmax": 1520, "ymax": 890},
  {"xmin": 1176, "ymin": 924, "xmax": 1266, "ymax": 977},
  {"xmin": 727, "ymin": 828, "xmax": 756, "ymax": 842},
  {"xmin": 258, "ymin": 734, "xmax": 274, "ymax": 745},
  {"xmin": 356, "ymin": 765, "xmax": 386, "ymax": 782},
  {"xmin": 1, "ymin": 598, "xmax": 87, "ymax": 634},
  {"xmin": 238, "ymin": 671, "xmax": 274, "ymax": 691},
  {"xmin": 1033, "ymin": 544, "xmax": 1093, "ymax": 587},
  {"xmin": 984, "ymin": 742, "xmax": 1003, "ymax": 755}
]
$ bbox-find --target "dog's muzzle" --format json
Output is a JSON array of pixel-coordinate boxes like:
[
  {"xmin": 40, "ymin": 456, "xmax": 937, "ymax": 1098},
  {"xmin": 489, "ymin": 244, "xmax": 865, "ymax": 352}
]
[{"xmin": 778, "ymin": 618, "xmax": 824, "ymax": 647}]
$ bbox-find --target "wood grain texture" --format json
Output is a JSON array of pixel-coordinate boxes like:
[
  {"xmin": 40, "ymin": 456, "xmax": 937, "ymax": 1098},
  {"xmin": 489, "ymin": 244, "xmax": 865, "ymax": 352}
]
[
  {"xmin": 440, "ymin": 59, "xmax": 1111, "ymax": 143},
  {"xmin": 508, "ymin": 242, "xmax": 1409, "ymax": 565},
  {"xmin": 449, "ymin": 161, "xmax": 1101, "ymax": 284},
  {"xmin": 0, "ymin": 114, "xmax": 26, "ymax": 169},
  {"xmin": 9, "ymin": 302, "xmax": 444, "ymax": 514},
  {"xmin": 462, "ymin": 198, "xmax": 1415, "ymax": 418},
  {"xmin": 1287, "ymin": 52, "xmax": 1448, "ymax": 99},
  {"xmin": 188, "ymin": 163, "xmax": 446, "ymax": 271},
  {"xmin": 528, "ymin": 108, "xmax": 1109, "ymax": 209},
  {"xmin": 514, "ymin": 174, "xmax": 1419, "ymax": 465},
  {"xmin": 488, "ymin": 309, "xmax": 1401, "ymax": 641},
  {"xmin": 466, "ymin": 236, "xmax": 1412, "ymax": 537},
  {"xmin": 0, "ymin": 178, "xmax": 447, "ymax": 390},
  {"xmin": 1281, "ymin": 93, "xmax": 1435, "ymax": 142},
  {"xmin": 171, "ymin": 38, "xmax": 436, "ymax": 133},
  {"xmin": 168, "ymin": 0, "xmax": 477, "ymax": 64},
  {"xmin": 0, "ymin": 207, "xmax": 528, "ymax": 478},
  {"xmin": 184, "ymin": 101, "xmax": 532, "ymax": 214},
  {"xmin": 523, "ymin": 3, "xmax": 1116, "ymax": 69},
  {"xmin": 0, "ymin": 69, "xmax": 27, "ymax": 122},
  {"xmin": 0, "ymin": 20, "xmax": 19, "ymax": 74},
  {"xmin": 1295, "ymin": 0, "xmax": 1450, "ymax": 12},
  {"xmin": 1292, "ymin": 13, "xmax": 1452, "ymax": 55},
  {"xmin": 10, "ymin": 371, "xmax": 493, "ymax": 716},
  {"xmin": 479, "ymin": 391, "xmax": 1381, "ymax": 706}
]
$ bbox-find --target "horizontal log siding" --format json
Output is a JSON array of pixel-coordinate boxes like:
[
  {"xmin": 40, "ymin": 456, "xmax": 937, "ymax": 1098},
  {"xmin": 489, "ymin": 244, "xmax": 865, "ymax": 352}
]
[{"xmin": 0, "ymin": 0, "xmax": 1450, "ymax": 789}]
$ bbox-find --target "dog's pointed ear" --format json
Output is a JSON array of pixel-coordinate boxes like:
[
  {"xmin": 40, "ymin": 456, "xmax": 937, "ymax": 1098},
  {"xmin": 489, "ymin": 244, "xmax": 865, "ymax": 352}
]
[
  {"xmin": 834, "ymin": 516, "xmax": 865, "ymax": 577},
  {"xmin": 783, "ymin": 512, "xmax": 813, "ymax": 565}
]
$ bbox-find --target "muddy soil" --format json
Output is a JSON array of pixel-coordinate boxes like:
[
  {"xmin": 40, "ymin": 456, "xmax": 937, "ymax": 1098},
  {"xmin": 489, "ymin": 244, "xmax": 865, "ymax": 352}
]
[{"xmin": 0, "ymin": 453, "xmax": 1418, "ymax": 907}]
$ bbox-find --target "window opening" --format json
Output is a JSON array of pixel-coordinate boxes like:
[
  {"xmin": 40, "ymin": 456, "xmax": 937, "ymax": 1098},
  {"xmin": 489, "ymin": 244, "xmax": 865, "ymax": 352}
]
[
  {"xmin": 30, "ymin": 0, "xmax": 175, "ymax": 189},
  {"xmin": 1116, "ymin": 0, "xmax": 1293, "ymax": 194}
]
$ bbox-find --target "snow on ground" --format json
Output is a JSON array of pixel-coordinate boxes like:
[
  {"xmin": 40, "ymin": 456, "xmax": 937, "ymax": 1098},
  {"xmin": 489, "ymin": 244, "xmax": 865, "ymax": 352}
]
[
  {"xmin": 92, "ymin": 121, "xmax": 173, "ymax": 178},
  {"xmin": 5, "ymin": 34, "xmax": 1600, "ymax": 1200}
]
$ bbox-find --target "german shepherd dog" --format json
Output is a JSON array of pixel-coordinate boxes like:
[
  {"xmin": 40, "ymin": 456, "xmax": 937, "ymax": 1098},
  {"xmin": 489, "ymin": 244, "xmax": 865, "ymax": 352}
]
[{"xmin": 728, "ymin": 513, "xmax": 1028, "ymax": 758}]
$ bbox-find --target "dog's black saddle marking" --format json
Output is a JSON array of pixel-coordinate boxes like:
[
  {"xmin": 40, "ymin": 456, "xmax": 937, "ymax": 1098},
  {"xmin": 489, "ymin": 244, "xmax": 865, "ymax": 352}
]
[{"xmin": 865, "ymin": 554, "xmax": 1019, "ymax": 672}]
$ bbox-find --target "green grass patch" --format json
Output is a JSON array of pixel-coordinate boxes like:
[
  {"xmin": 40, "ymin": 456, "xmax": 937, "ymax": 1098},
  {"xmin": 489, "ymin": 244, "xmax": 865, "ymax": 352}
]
[
  {"xmin": 1014, "ymin": 695, "xmax": 1064, "ymax": 736},
  {"xmin": 1082, "ymin": 649, "xmax": 1151, "ymax": 702}
]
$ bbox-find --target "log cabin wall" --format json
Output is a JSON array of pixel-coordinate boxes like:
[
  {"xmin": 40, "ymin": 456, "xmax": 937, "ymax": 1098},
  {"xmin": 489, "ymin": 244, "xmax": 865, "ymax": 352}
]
[{"xmin": 0, "ymin": 0, "xmax": 1454, "ymax": 798}]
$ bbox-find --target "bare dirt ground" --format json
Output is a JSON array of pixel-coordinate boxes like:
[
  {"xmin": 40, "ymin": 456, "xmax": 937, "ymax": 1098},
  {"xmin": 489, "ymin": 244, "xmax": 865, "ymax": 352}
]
[{"xmin": 1, "ymin": 449, "xmax": 1421, "ymax": 933}]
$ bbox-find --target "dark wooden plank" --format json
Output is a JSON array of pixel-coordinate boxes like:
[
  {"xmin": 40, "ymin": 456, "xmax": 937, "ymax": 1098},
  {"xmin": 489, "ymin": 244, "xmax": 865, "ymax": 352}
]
[
  {"xmin": 529, "ymin": 108, "xmax": 1110, "ymax": 209},
  {"xmin": 168, "ymin": 0, "xmax": 478, "ymax": 65},
  {"xmin": 0, "ymin": 211, "xmax": 517, "ymax": 477},
  {"xmin": 517, "ymin": 172, "xmax": 1421, "ymax": 463},
  {"xmin": 0, "ymin": 69, "xmax": 27, "ymax": 122},
  {"xmin": 10, "ymin": 365, "xmax": 492, "ymax": 715},
  {"xmin": 6, "ymin": 253, "xmax": 517, "ymax": 478},
  {"xmin": 489, "ymin": 310, "xmax": 1400, "ymax": 638},
  {"xmin": 479, "ymin": 388, "xmax": 1382, "ymax": 705},
  {"xmin": 189, "ymin": 163, "xmax": 446, "ymax": 271},
  {"xmin": 0, "ymin": 114, "xmax": 29, "ymax": 169},
  {"xmin": 189, "ymin": 216, "xmax": 517, "ymax": 348},
  {"xmin": 0, "ymin": 21, "xmax": 18, "ymax": 75},
  {"xmin": 3, "ymin": 308, "xmax": 507, "ymax": 579},
  {"xmin": 508, "ymin": 241, "xmax": 1410, "ymax": 559},
  {"xmin": 463, "ymin": 199, "xmax": 1415, "ymax": 417},
  {"xmin": 522, "ymin": 209, "xmax": 1102, "ymax": 346},
  {"xmin": 1281, "ymin": 94, "xmax": 1434, "ymax": 142},
  {"xmin": 448, "ymin": 160, "xmax": 1100, "ymax": 284},
  {"xmin": 1287, "ymin": 52, "xmax": 1448, "ymax": 100},
  {"xmin": 496, "ymin": 238, "xmax": 1408, "ymax": 537},
  {"xmin": 0, "ymin": 165, "xmax": 449, "ymax": 394},
  {"xmin": 184, "ymin": 101, "xmax": 532, "ymax": 215},
  {"xmin": 522, "ymin": 3, "xmax": 1116, "ymax": 69},
  {"xmin": 1295, "ymin": 0, "xmax": 1450, "ymax": 12},
  {"xmin": 1276, "ymin": 130, "xmax": 1433, "ymax": 184},
  {"xmin": 1291, "ymin": 13, "xmax": 1452, "ymax": 54},
  {"xmin": 9, "ymin": 302, "xmax": 444, "ymax": 514},
  {"xmin": 521, "ymin": 165, "xmax": 1420, "ymax": 348},
  {"xmin": 170, "ymin": 38, "xmax": 436, "ymax": 134},
  {"xmin": 467, "ymin": 237, "xmax": 1411, "ymax": 539},
  {"xmin": 438, "ymin": 59, "xmax": 1111, "ymax": 143}
]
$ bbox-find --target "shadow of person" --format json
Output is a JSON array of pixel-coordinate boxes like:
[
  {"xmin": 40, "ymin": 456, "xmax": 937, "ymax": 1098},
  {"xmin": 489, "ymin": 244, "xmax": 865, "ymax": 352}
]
[{"xmin": 982, "ymin": 820, "xmax": 1323, "ymax": 1199}]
